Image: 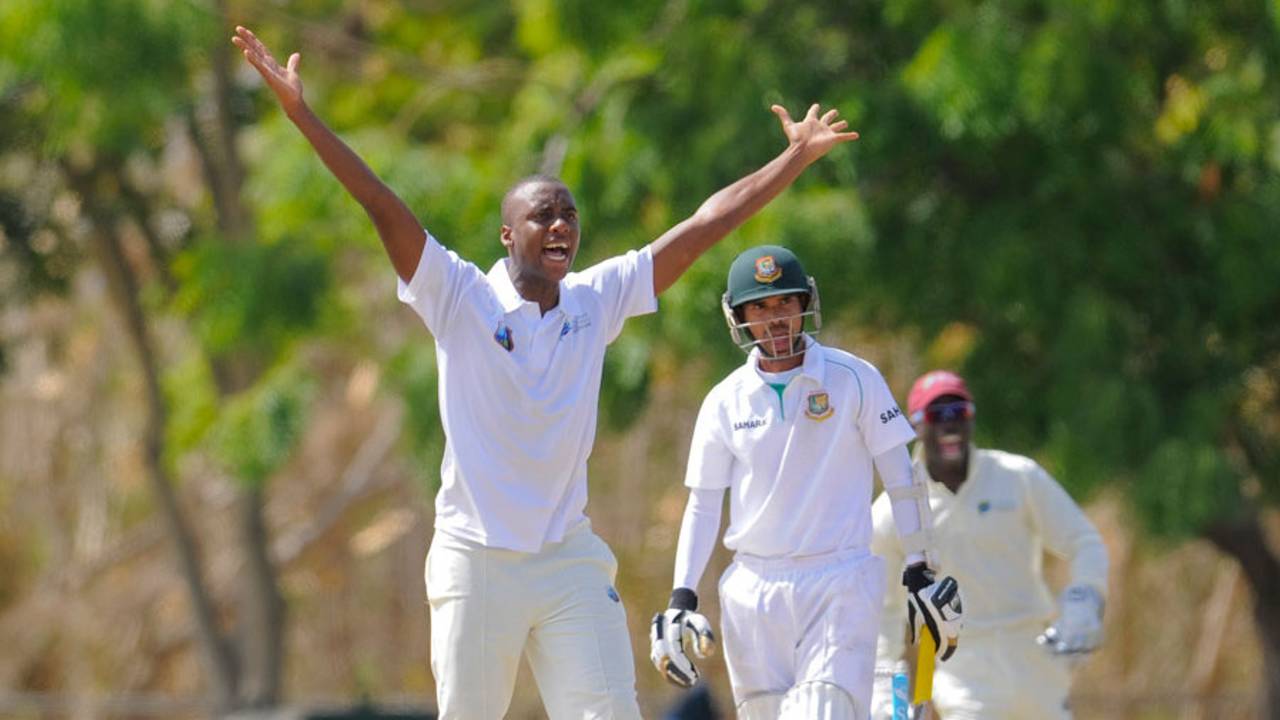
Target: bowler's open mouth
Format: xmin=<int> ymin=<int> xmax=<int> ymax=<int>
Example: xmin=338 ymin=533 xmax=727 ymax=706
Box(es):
xmin=543 ymin=241 xmax=570 ymax=263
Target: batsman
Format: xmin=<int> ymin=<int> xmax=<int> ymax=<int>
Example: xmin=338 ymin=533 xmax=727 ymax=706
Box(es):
xmin=650 ymin=246 xmax=963 ymax=719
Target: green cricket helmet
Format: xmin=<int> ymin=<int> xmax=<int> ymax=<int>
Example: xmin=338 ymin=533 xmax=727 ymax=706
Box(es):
xmin=721 ymin=245 xmax=822 ymax=354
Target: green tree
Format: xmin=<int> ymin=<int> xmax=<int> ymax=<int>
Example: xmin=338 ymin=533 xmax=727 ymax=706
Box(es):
xmin=1 ymin=0 xmax=328 ymax=710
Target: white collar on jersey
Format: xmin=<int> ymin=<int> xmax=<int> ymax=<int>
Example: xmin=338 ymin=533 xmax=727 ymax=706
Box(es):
xmin=746 ymin=334 xmax=827 ymax=389
xmin=487 ymin=257 xmax=582 ymax=317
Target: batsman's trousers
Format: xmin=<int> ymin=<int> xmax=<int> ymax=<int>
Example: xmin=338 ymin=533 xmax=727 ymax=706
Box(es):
xmin=718 ymin=548 xmax=885 ymax=715
xmin=425 ymin=522 xmax=642 ymax=720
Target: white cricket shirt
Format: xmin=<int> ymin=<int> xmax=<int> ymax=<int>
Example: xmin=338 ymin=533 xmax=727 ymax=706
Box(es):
xmin=398 ymin=231 xmax=657 ymax=552
xmin=684 ymin=337 xmax=916 ymax=558
xmin=870 ymin=447 xmax=1108 ymax=660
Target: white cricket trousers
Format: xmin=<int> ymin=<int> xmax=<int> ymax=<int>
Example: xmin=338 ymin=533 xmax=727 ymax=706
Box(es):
xmin=718 ymin=548 xmax=885 ymax=718
xmin=927 ymin=621 xmax=1072 ymax=720
xmin=425 ymin=522 xmax=642 ymax=720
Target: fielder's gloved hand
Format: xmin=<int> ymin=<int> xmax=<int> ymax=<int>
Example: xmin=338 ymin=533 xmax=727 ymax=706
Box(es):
xmin=1038 ymin=584 xmax=1104 ymax=655
xmin=903 ymin=562 xmax=963 ymax=661
xmin=650 ymin=588 xmax=716 ymax=688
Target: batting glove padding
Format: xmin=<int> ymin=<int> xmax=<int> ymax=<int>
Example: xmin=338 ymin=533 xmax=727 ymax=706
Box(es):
xmin=650 ymin=589 xmax=716 ymax=688
xmin=1038 ymin=584 xmax=1103 ymax=655
xmin=903 ymin=563 xmax=963 ymax=662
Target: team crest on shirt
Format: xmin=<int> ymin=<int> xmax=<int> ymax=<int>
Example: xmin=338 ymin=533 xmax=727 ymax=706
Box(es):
xmin=805 ymin=391 xmax=834 ymax=421
xmin=754 ymin=255 xmax=782 ymax=283
xmin=493 ymin=323 xmax=514 ymax=352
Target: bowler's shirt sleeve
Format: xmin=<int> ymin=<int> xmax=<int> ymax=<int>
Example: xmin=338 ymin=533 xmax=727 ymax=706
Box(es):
xmin=685 ymin=391 xmax=734 ymax=490
xmin=396 ymin=230 xmax=483 ymax=340
xmin=858 ymin=366 xmax=917 ymax=456
xmin=1025 ymin=464 xmax=1110 ymax=598
xmin=577 ymin=246 xmax=658 ymax=343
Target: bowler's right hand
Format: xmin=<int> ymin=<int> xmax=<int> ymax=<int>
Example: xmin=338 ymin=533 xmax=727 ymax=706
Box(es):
xmin=232 ymin=26 xmax=305 ymax=112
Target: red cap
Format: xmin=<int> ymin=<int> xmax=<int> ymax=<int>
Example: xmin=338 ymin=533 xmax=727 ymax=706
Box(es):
xmin=907 ymin=370 xmax=973 ymax=423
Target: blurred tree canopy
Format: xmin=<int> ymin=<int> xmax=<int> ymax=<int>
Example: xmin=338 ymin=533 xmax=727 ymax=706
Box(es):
xmin=2 ymin=0 xmax=1279 ymax=712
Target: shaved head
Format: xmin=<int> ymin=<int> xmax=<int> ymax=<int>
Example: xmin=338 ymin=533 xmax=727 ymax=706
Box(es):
xmin=502 ymin=174 xmax=568 ymax=225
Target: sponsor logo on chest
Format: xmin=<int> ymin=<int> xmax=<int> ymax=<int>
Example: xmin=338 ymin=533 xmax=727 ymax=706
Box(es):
xmin=560 ymin=312 xmax=592 ymax=338
xmin=733 ymin=417 xmax=767 ymax=431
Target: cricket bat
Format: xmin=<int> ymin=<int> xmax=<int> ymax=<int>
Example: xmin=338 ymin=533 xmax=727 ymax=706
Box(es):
xmin=912 ymin=631 xmax=936 ymax=706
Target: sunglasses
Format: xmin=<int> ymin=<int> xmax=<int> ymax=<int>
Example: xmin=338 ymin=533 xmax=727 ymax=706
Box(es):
xmin=914 ymin=400 xmax=975 ymax=425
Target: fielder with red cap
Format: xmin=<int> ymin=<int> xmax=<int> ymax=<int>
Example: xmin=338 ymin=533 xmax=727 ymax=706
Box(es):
xmin=870 ymin=371 xmax=1110 ymax=719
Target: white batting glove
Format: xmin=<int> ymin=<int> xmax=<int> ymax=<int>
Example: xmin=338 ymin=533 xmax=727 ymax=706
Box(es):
xmin=903 ymin=563 xmax=963 ymax=661
xmin=1038 ymin=584 xmax=1104 ymax=655
xmin=650 ymin=588 xmax=716 ymax=688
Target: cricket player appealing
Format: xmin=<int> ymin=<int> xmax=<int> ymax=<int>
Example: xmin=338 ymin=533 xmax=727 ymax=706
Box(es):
xmin=650 ymin=246 xmax=963 ymax=719
xmin=233 ymin=26 xmax=863 ymax=720
xmin=869 ymin=371 xmax=1109 ymax=719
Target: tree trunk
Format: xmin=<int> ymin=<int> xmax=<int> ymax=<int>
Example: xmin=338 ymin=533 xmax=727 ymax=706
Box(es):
xmin=1204 ymin=514 xmax=1280 ymax=719
xmin=195 ymin=11 xmax=290 ymax=708
xmin=235 ymin=487 xmax=286 ymax=707
xmin=75 ymin=165 xmax=241 ymax=711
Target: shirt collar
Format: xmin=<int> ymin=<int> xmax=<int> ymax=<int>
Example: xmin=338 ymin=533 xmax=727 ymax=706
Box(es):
xmin=745 ymin=334 xmax=824 ymax=384
xmin=487 ymin=258 xmax=580 ymax=317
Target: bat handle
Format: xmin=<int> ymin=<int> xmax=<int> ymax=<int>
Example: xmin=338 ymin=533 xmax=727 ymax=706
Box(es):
xmin=912 ymin=632 xmax=937 ymax=706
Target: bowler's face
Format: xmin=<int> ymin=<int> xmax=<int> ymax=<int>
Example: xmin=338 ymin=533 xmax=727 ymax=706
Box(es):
xmin=501 ymin=181 xmax=580 ymax=284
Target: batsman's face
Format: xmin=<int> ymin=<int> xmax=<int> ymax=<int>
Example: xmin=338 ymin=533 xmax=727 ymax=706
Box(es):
xmin=501 ymin=181 xmax=580 ymax=285
xmin=740 ymin=293 xmax=806 ymax=358
xmin=921 ymin=394 xmax=973 ymax=470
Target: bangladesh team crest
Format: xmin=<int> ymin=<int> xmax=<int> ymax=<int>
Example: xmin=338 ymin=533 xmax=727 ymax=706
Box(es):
xmin=754 ymin=255 xmax=782 ymax=283
xmin=805 ymin=391 xmax=834 ymax=421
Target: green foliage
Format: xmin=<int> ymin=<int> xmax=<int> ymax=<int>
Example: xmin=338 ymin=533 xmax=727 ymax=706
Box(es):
xmin=600 ymin=331 xmax=651 ymax=431
xmin=1135 ymin=438 xmax=1239 ymax=540
xmin=382 ymin=342 xmax=442 ymax=491
xmin=210 ymin=365 xmax=315 ymax=489
xmin=0 ymin=0 xmax=213 ymax=154
xmin=172 ymin=237 xmax=331 ymax=364
xmin=162 ymin=352 xmax=221 ymax=464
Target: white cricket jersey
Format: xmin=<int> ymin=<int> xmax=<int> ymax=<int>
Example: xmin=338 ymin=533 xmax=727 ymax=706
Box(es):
xmin=684 ymin=337 xmax=916 ymax=558
xmin=870 ymin=448 xmax=1109 ymax=660
xmin=398 ymin=231 xmax=657 ymax=552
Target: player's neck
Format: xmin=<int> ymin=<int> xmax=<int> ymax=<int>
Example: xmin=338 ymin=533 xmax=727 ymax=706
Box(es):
xmin=927 ymin=456 xmax=968 ymax=493
xmin=756 ymin=351 xmax=804 ymax=373
xmin=509 ymin=268 xmax=562 ymax=314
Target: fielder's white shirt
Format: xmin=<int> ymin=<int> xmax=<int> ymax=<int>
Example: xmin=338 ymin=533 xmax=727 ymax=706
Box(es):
xmin=398 ymin=231 xmax=657 ymax=552
xmin=685 ymin=337 xmax=916 ymax=558
xmin=870 ymin=448 xmax=1109 ymax=662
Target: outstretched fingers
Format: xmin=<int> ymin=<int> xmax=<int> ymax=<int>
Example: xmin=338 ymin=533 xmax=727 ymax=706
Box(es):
xmin=770 ymin=104 xmax=794 ymax=126
xmin=232 ymin=26 xmax=280 ymax=72
xmin=816 ymin=105 xmax=859 ymax=142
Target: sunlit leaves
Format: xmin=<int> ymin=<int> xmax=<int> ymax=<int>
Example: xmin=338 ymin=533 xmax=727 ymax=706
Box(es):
xmin=172 ymin=237 xmax=330 ymax=363
xmin=211 ymin=365 xmax=314 ymax=489
xmin=0 ymin=0 xmax=214 ymax=153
